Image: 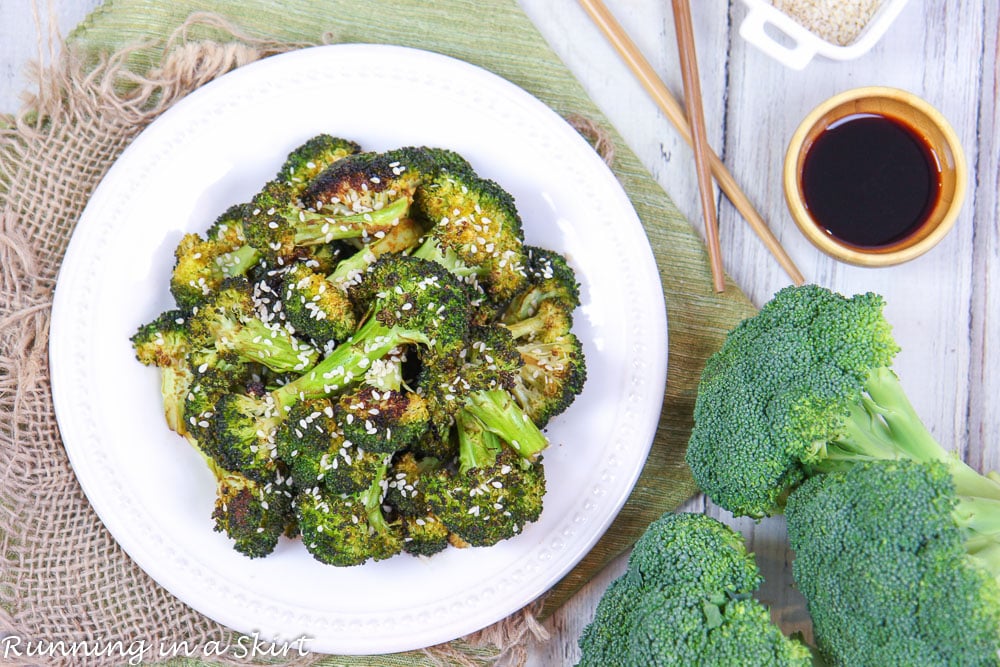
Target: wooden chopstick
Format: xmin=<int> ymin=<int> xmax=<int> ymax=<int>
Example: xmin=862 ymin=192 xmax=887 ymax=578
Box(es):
xmin=577 ymin=0 xmax=806 ymax=287
xmin=671 ymin=0 xmax=725 ymax=292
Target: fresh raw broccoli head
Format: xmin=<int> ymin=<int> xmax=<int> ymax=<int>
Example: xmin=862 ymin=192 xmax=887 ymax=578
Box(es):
xmin=281 ymin=262 xmax=357 ymax=344
xmin=511 ymin=332 xmax=587 ymax=428
xmin=336 ymin=386 xmax=430 ymax=454
xmin=685 ymin=284 xmax=907 ymax=517
xmin=188 ymin=277 xmax=319 ymax=374
xmin=785 ymin=459 xmax=1000 ymax=667
xmin=294 ymin=458 xmax=402 ymax=567
xmin=422 ymin=446 xmax=545 ymax=548
xmin=212 ymin=467 xmax=295 ymax=559
xmin=276 ymin=134 xmax=360 ymax=195
xmin=502 ymin=246 xmax=581 ymax=325
xmin=578 ymin=512 xmax=813 ymax=667
xmin=412 ymin=165 xmax=528 ymax=301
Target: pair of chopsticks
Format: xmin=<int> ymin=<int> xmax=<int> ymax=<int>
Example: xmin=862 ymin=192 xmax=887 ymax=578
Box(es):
xmin=579 ymin=0 xmax=806 ymax=290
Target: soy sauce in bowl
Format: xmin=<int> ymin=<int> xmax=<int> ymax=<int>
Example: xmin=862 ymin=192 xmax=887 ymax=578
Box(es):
xmin=801 ymin=113 xmax=942 ymax=248
xmin=783 ymin=87 xmax=967 ymax=267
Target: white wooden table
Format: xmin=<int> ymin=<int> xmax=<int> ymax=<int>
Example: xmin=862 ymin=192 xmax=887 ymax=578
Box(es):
xmin=2 ymin=1 xmax=996 ymax=664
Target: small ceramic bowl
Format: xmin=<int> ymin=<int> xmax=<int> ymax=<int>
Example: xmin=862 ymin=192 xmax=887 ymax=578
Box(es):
xmin=783 ymin=86 xmax=967 ymax=267
xmin=739 ymin=0 xmax=911 ymax=70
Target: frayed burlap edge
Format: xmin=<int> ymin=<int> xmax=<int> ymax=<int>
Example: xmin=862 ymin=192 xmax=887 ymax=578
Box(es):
xmin=0 ymin=11 xmax=551 ymax=667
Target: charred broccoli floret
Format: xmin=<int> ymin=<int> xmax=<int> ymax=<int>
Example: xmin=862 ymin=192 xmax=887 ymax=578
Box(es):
xmin=281 ymin=262 xmax=357 ymax=344
xmin=277 ymin=134 xmax=360 ymax=195
xmin=274 ymin=397 xmax=386 ymax=495
xmin=211 ymin=464 xmax=295 ymax=559
xmin=170 ymin=204 xmax=262 ymax=310
xmin=210 ymin=392 xmax=286 ymax=483
xmin=336 ymin=385 xmax=430 ymax=454
xmin=411 ymin=163 xmax=528 ymax=301
xmin=189 ymin=277 xmax=319 ymax=374
xmin=512 ymin=332 xmax=587 ymax=428
xmin=295 ymin=457 xmax=401 ymax=566
xmin=422 ymin=441 xmax=545 ymax=548
xmin=270 ymin=255 xmax=470 ymax=408
xmin=502 ymin=245 xmax=581 ymax=324
xmin=131 ymin=309 xmax=194 ymax=434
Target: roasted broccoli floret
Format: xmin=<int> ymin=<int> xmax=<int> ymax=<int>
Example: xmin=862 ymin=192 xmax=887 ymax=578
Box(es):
xmin=685 ymin=284 xmax=1000 ymax=518
xmin=420 ymin=371 xmax=549 ymax=548
xmin=412 ymin=164 xmax=528 ymax=301
xmin=189 ymin=277 xmax=319 ymax=374
xmin=295 ymin=457 xmax=401 ymax=567
xmin=211 ymin=463 xmax=295 ymax=559
xmin=326 ymin=216 xmax=425 ymax=289
xmin=243 ymin=178 xmax=412 ymax=262
xmin=274 ymin=397 xmax=387 ymax=495
xmin=269 ymin=255 xmax=470 ymax=408
xmin=131 ymin=309 xmax=195 ymax=434
xmin=577 ymin=513 xmax=813 ymax=667
xmin=210 ymin=392 xmax=286 ymax=483
xmin=170 ymin=204 xmax=262 ymax=310
xmin=336 ymin=385 xmax=430 ymax=454
xmin=281 ymin=262 xmax=357 ymax=344
xmin=276 ymin=134 xmax=360 ymax=195
xmin=501 ymin=245 xmax=581 ymax=325
xmin=785 ymin=459 xmax=1000 ymax=666
xmin=399 ymin=513 xmax=451 ymax=557
xmin=512 ymin=332 xmax=587 ymax=428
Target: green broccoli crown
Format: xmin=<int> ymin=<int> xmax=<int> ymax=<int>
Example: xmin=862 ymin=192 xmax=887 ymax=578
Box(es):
xmin=294 ymin=459 xmax=402 ymax=567
xmin=400 ymin=513 xmax=451 ymax=558
xmin=578 ymin=513 xmax=812 ymax=667
xmin=512 ymin=332 xmax=587 ymax=428
xmin=212 ymin=468 xmax=295 ymax=559
xmin=189 ymin=277 xmax=319 ymax=374
xmin=685 ymin=284 xmax=900 ymax=518
xmin=277 ymin=134 xmax=360 ymax=194
xmin=503 ymin=300 xmax=574 ymax=343
xmin=785 ymin=459 xmax=1000 ymax=667
xmin=412 ymin=167 xmax=528 ymax=301
xmin=422 ymin=448 xmax=544 ymax=547
xmin=281 ymin=262 xmax=357 ymax=344
xmin=502 ymin=246 xmax=581 ymax=324
xmin=182 ymin=362 xmax=257 ymax=459
xmin=336 ymin=386 xmax=430 ymax=454
xmin=132 ymin=309 xmax=191 ymax=368
xmin=462 ymin=389 xmax=549 ymax=461
xmin=211 ymin=392 xmax=285 ymax=483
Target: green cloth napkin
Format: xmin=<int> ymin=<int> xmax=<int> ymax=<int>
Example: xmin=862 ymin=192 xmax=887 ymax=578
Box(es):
xmin=68 ymin=0 xmax=755 ymax=631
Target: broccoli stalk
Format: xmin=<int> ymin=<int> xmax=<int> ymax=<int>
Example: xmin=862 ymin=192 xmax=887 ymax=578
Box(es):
xmin=461 ymin=389 xmax=547 ymax=461
xmin=810 ymin=366 xmax=1000 ymax=502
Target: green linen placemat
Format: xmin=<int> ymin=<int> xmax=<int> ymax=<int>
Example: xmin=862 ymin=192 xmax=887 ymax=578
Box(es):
xmin=0 ymin=0 xmax=757 ymax=664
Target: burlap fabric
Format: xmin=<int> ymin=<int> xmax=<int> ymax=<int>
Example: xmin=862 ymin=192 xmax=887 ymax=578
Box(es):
xmin=0 ymin=2 xmax=759 ymax=665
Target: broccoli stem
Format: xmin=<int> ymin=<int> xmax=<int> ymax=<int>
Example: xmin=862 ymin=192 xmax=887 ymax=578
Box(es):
xmin=360 ymin=456 xmax=393 ymax=533
xmin=411 ymin=238 xmax=478 ymax=278
xmin=271 ymin=316 xmax=429 ymax=410
xmin=813 ymin=367 xmax=1000 ymax=502
xmin=293 ymin=196 xmax=410 ymax=245
xmin=462 ymin=390 xmax=548 ymax=461
xmin=456 ymin=411 xmax=503 ymax=473
xmin=229 ymin=318 xmax=319 ymax=374
xmin=504 ymin=313 xmax=545 ymax=341
xmin=218 ymin=245 xmax=261 ymax=278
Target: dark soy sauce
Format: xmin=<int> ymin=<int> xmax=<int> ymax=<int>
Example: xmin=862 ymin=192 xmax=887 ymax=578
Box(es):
xmin=801 ymin=113 xmax=942 ymax=248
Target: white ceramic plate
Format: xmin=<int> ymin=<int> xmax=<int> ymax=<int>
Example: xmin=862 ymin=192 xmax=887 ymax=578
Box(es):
xmin=50 ymin=44 xmax=667 ymax=655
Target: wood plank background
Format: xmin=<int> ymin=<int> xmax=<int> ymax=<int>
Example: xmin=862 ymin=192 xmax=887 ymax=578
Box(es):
xmin=2 ymin=1 xmax=996 ymax=664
